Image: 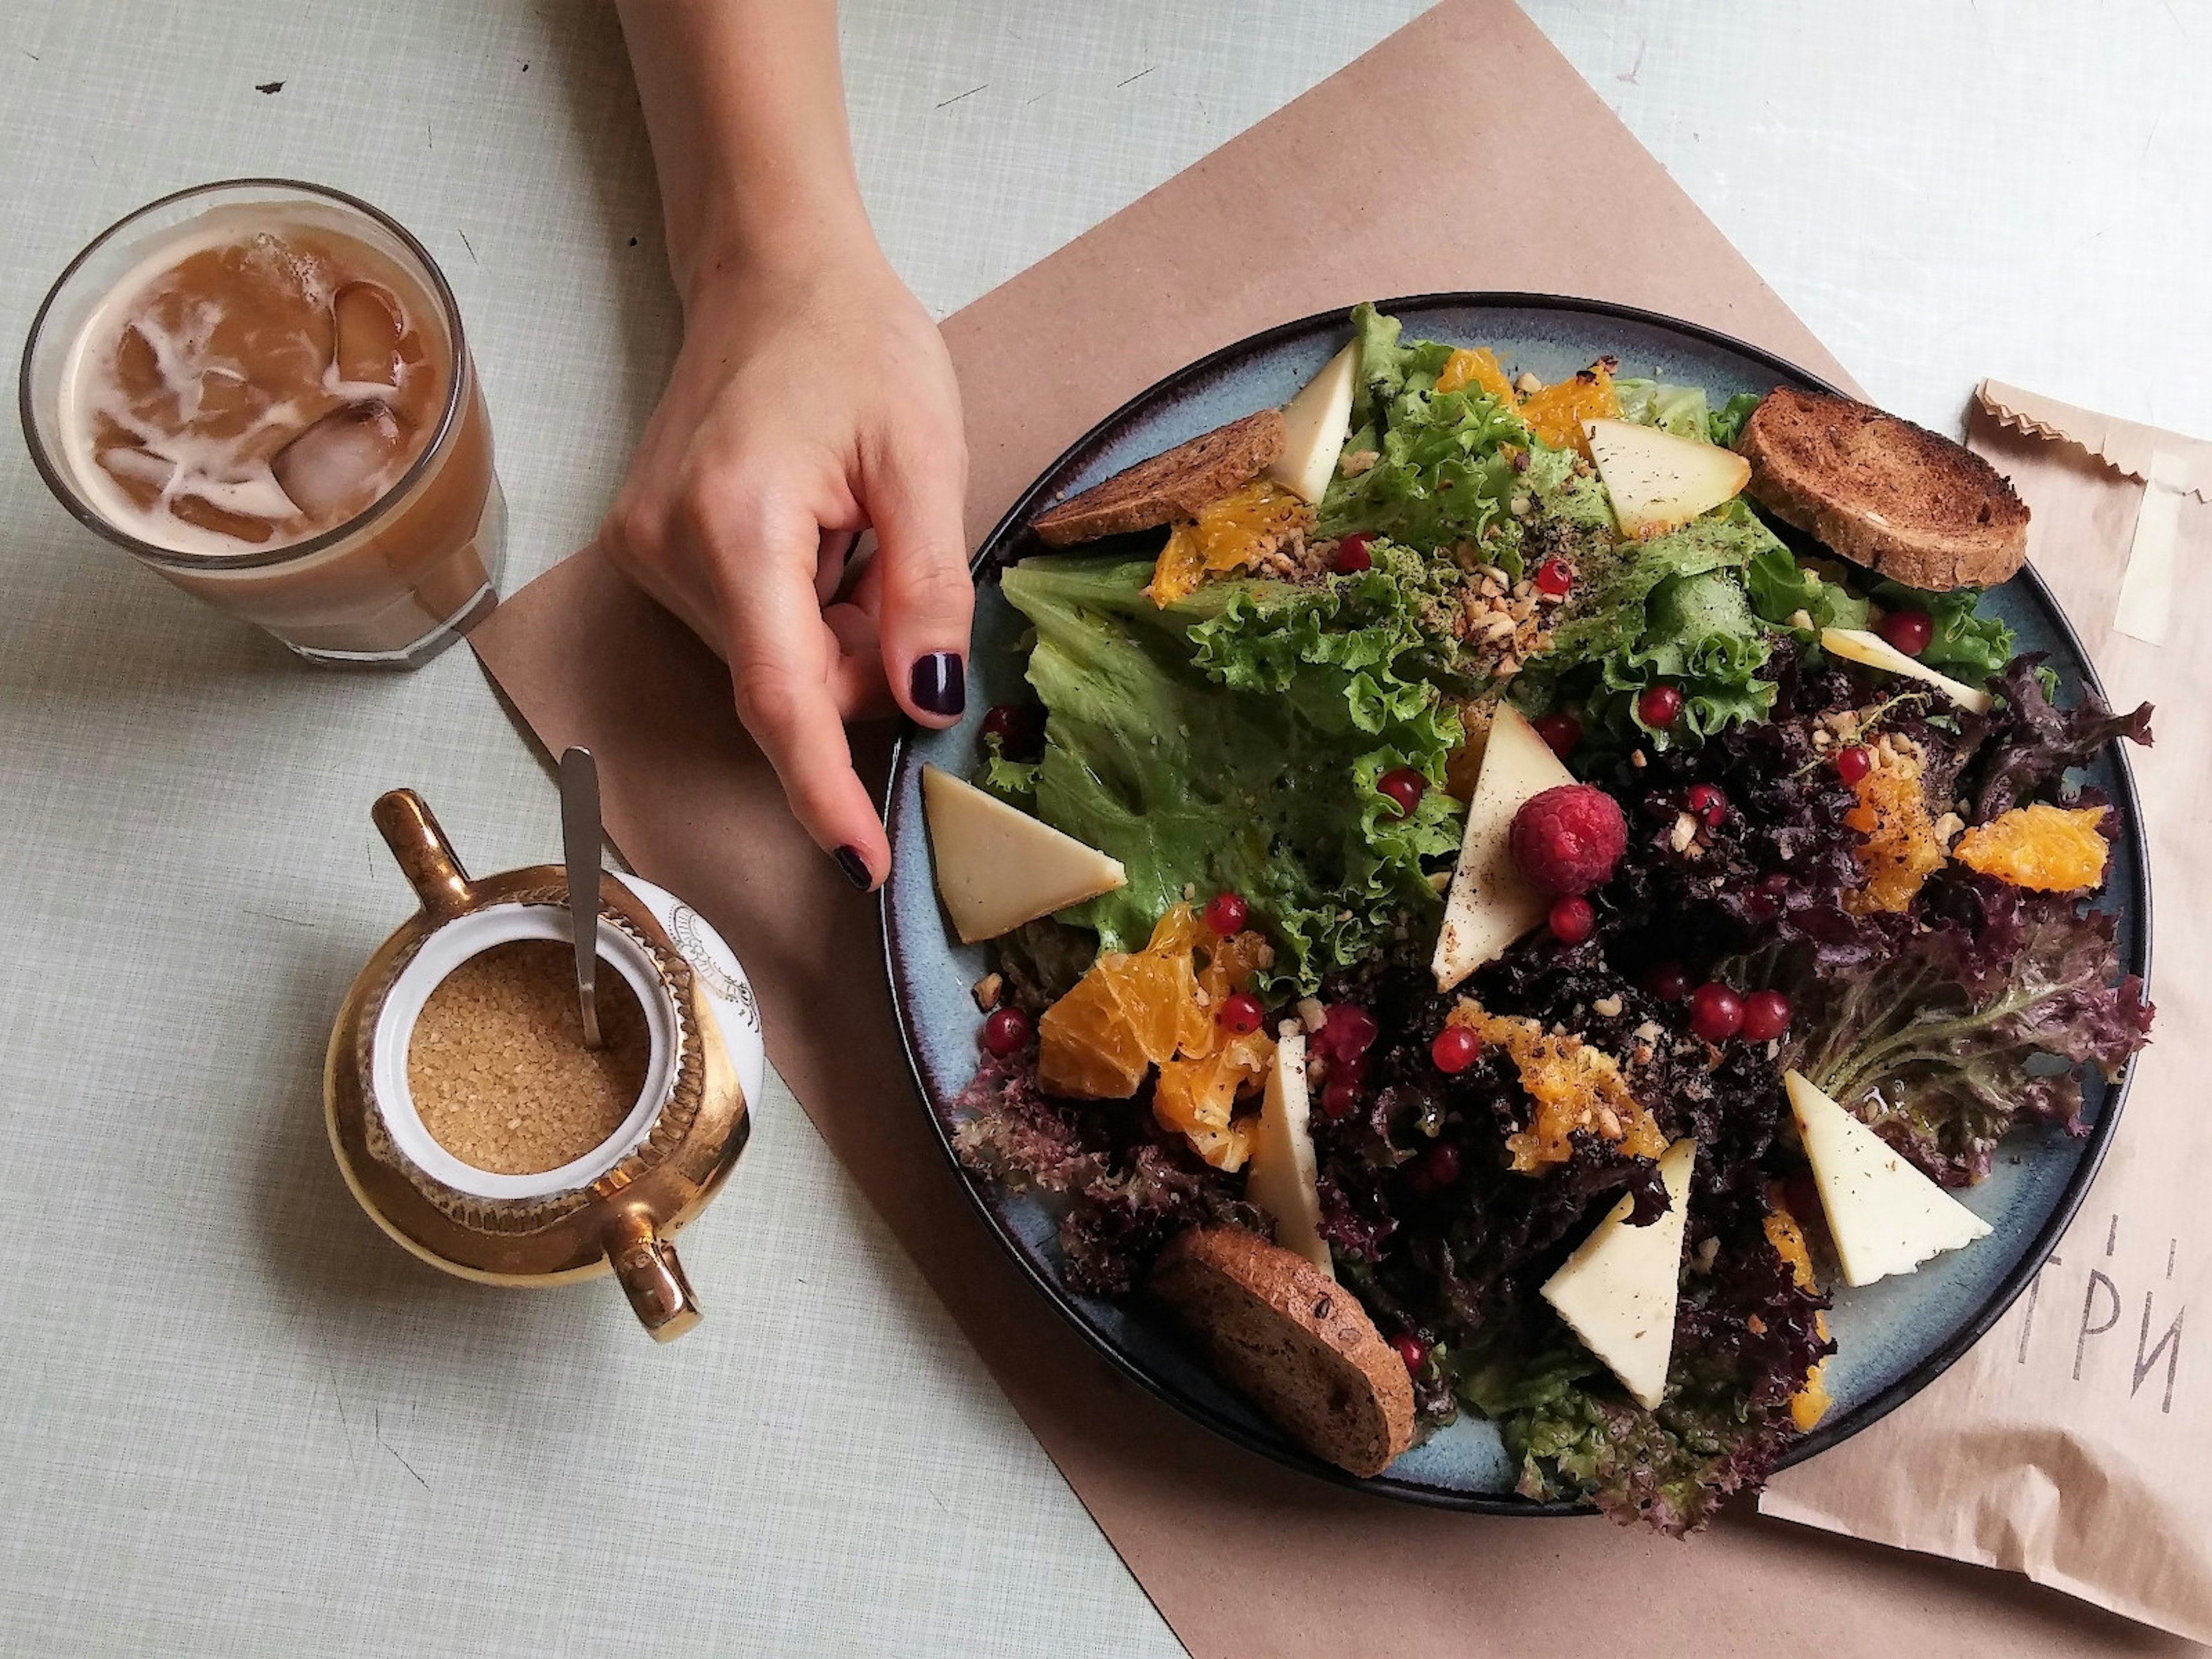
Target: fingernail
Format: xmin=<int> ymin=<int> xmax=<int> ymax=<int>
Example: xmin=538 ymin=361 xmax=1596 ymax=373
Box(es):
xmin=833 ymin=844 xmax=873 ymax=891
xmin=910 ymin=652 xmax=965 ymax=718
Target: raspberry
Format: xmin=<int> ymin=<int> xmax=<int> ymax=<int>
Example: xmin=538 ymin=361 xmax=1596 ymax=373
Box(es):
xmin=1509 ymin=783 xmax=1628 ymax=896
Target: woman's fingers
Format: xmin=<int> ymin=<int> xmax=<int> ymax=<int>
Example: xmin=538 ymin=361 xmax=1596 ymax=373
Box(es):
xmin=865 ymin=418 xmax=974 ymax=729
xmin=698 ymin=487 xmax=888 ymax=887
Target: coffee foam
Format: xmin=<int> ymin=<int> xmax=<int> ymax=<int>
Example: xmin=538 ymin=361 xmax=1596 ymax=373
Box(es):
xmin=59 ymin=212 xmax=441 ymax=559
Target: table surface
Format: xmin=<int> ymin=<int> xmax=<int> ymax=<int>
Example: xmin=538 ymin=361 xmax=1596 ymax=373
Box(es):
xmin=2 ymin=4 xmax=2205 ymax=1654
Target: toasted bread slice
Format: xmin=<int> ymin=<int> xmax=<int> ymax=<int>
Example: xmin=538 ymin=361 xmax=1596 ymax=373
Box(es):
xmin=1031 ymin=410 xmax=1286 ymax=547
xmin=1152 ymin=1225 xmax=1415 ymax=1478
xmin=1737 ymin=388 xmax=2029 ymax=590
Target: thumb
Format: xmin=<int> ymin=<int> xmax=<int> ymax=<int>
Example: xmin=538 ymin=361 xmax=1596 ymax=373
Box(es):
xmin=866 ymin=422 xmax=974 ymax=728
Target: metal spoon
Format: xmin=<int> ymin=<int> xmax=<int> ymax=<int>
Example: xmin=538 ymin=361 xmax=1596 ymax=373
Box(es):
xmin=560 ymin=745 xmax=604 ymax=1049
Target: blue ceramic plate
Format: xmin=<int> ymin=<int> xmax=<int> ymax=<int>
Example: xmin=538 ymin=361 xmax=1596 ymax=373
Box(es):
xmin=882 ymin=294 xmax=2150 ymax=1510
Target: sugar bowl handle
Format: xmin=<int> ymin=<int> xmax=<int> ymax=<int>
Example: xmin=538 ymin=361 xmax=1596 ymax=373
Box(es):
xmin=603 ymin=1209 xmax=702 ymax=1342
xmin=372 ymin=789 xmax=474 ymax=919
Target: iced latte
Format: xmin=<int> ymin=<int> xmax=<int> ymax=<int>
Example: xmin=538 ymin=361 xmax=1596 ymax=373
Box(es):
xmin=21 ymin=181 xmax=502 ymax=666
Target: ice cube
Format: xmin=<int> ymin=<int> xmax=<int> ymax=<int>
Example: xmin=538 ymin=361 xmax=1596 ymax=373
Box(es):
xmin=271 ymin=401 xmax=407 ymax=521
xmin=331 ymin=281 xmax=404 ymax=388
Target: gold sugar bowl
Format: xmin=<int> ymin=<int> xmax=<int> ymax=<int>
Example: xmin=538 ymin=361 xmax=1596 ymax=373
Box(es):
xmin=326 ymin=789 xmax=764 ymax=1340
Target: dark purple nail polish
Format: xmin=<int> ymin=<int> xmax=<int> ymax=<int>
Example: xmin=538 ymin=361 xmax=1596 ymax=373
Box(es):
xmin=910 ymin=652 xmax=965 ymax=718
xmin=834 ymin=844 xmax=872 ymax=891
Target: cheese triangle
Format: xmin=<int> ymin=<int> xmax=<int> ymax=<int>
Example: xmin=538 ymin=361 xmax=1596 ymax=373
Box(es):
xmin=1785 ymin=1070 xmax=1992 ymax=1287
xmin=1267 ymin=342 xmax=1358 ymax=505
xmin=1541 ymin=1138 xmax=1697 ymax=1411
xmin=1432 ymin=704 xmax=1578 ymax=991
xmin=1247 ymin=1025 xmax=1331 ymax=1277
xmin=921 ymin=766 xmax=1126 ymax=944
xmin=1819 ymin=626 xmax=1994 ymax=715
xmin=1585 ymin=416 xmax=1750 ymax=537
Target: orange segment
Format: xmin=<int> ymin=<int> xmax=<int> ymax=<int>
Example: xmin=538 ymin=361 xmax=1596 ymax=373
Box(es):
xmin=1435 ymin=346 xmax=1517 ymax=407
xmin=1953 ymin=804 xmax=2108 ymax=892
xmin=1036 ymin=905 xmax=1277 ymax=1165
xmin=1843 ymin=754 xmax=1944 ymax=914
xmin=1036 ymin=968 xmax=1153 ymax=1099
xmin=1146 ymin=480 xmax=1315 ymax=605
xmin=1516 ymin=364 xmax=1621 ymax=457
xmin=1446 ymin=1001 xmax=1664 ymax=1172
xmin=1155 ymin=1028 xmax=1275 ymax=1171
xmin=1763 ymin=1190 xmax=1832 ymax=1430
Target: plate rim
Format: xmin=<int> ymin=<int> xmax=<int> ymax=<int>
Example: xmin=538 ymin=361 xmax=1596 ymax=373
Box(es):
xmin=880 ymin=290 xmax=2152 ymax=1514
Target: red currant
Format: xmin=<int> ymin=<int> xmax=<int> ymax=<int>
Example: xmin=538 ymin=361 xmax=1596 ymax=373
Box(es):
xmin=1320 ymin=1077 xmax=1359 ymax=1120
xmin=980 ymin=1006 xmax=1031 ymax=1056
xmin=1740 ymin=989 xmax=1794 ymax=1044
xmin=1202 ymin=891 xmax=1248 ymax=935
xmin=1391 ymin=1333 xmax=1430 ymax=1372
xmin=1637 ymin=683 xmax=1684 ymax=730
xmin=1320 ymin=1003 xmax=1378 ymax=1061
xmin=1333 ymin=532 xmax=1375 ymax=574
xmin=1377 ymin=767 xmax=1426 ymax=819
xmin=1647 ymin=961 xmax=1692 ymax=1002
xmin=1835 ymin=744 xmax=1873 ymax=785
xmin=1690 ymin=982 xmax=1745 ymax=1043
xmin=1533 ymin=559 xmax=1574 ymax=596
xmin=1431 ymin=1025 xmax=1482 ymax=1074
xmin=1425 ymin=1143 xmax=1462 ymax=1185
xmin=1532 ymin=712 xmax=1582 ymax=759
xmin=1548 ymin=893 xmax=1596 ymax=944
xmin=1879 ymin=608 xmax=1934 ymax=657
xmin=1217 ymin=992 xmax=1265 ymax=1035
xmin=979 ymin=702 xmax=1044 ymax=762
xmin=1687 ymin=782 xmax=1729 ymax=828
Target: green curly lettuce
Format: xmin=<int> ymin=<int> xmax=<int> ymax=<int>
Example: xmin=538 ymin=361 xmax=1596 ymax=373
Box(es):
xmin=1707 ymin=392 xmax=1762 ymax=449
xmin=1745 ymin=543 xmax=1872 ymax=634
xmin=1871 ymin=578 xmax=2016 ymax=686
xmin=1513 ymin=501 xmax=1786 ymax=747
xmin=997 ymin=550 xmax=1465 ymax=991
xmin=1613 ymin=377 xmax=1712 ymax=441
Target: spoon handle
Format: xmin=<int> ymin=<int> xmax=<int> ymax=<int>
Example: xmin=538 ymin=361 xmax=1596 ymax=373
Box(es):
xmin=559 ymin=746 xmax=604 ymax=1050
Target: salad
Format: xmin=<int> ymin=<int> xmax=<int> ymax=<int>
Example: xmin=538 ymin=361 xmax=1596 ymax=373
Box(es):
xmin=925 ymin=305 xmax=2153 ymax=1532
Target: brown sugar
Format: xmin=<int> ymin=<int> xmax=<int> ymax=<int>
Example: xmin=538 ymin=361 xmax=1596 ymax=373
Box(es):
xmin=407 ymin=940 xmax=650 ymax=1176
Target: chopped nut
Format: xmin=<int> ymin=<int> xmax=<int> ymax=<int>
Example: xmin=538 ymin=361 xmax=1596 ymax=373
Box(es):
xmin=1297 ymin=997 xmax=1328 ymax=1033
xmin=1514 ymin=370 xmax=1544 ymax=395
xmin=1478 ymin=565 xmax=1510 ymax=586
xmin=1596 ymin=1105 xmax=1622 ymax=1138
xmin=971 ymin=972 xmax=1003 ymax=1012
xmin=1933 ymin=810 xmax=1964 ymax=846
xmin=1812 ymin=728 xmax=1834 ymax=750
xmin=1181 ymin=882 xmax=1196 ymax=900
xmin=1747 ymin=1315 xmax=1768 ymax=1336
xmin=1479 ymin=612 xmax=1516 ymax=641
xmin=1787 ymin=608 xmax=1814 ymax=631
xmin=1340 ymin=448 xmax=1380 ymax=477
xmin=1634 ymin=1020 xmax=1664 ymax=1044
xmin=1692 ymin=1236 xmax=1721 ymax=1272
xmin=1592 ymin=994 xmax=1624 ymax=1018
xmin=1427 ymin=869 xmax=1452 ymax=892
xmin=1671 ymin=812 xmax=1700 ymax=853
xmin=1510 ymin=493 xmax=1533 ymax=518
xmin=1630 ymin=748 xmax=1648 ymax=770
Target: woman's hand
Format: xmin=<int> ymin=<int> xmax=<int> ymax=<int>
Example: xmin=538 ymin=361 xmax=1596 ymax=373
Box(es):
xmin=600 ymin=240 xmax=969 ymax=889
xmin=609 ymin=0 xmax=971 ymax=889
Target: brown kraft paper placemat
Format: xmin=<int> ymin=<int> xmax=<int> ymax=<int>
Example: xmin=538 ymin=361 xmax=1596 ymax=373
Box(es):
xmin=469 ymin=2 xmax=2206 ymax=1650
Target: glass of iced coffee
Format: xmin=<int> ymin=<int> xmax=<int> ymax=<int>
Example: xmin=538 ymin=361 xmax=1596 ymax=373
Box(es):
xmin=20 ymin=180 xmax=503 ymax=666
